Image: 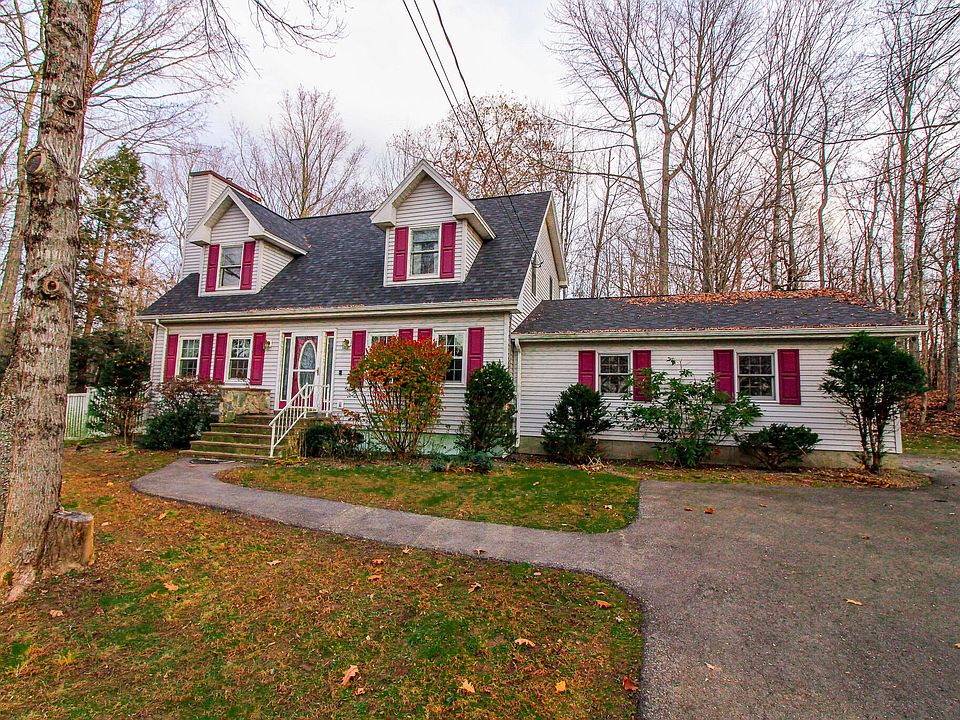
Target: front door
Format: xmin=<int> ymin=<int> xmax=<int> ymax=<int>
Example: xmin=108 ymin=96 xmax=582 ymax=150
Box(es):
xmin=292 ymin=336 xmax=318 ymax=407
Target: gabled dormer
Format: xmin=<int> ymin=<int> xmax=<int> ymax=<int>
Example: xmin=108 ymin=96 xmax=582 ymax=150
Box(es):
xmin=186 ymin=184 xmax=308 ymax=297
xmin=372 ymin=161 xmax=495 ymax=287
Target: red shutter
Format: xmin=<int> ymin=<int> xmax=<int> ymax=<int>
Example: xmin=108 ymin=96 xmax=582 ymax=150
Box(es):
xmin=714 ymin=349 xmax=735 ymax=400
xmin=198 ymin=333 xmax=214 ymax=379
xmin=398 ymin=328 xmax=414 ymax=341
xmin=393 ymin=227 xmax=409 ymax=282
xmin=240 ymin=240 xmax=256 ymax=290
xmin=632 ymin=349 xmax=652 ymax=401
xmin=351 ymin=330 xmax=366 ymax=369
xmin=164 ymin=333 xmax=179 ymax=380
xmin=778 ymin=349 xmax=801 ymax=405
xmin=250 ymin=332 xmax=267 ymax=384
xmin=467 ymin=327 xmax=484 ymax=378
xmin=205 ymin=245 xmax=220 ymax=292
xmin=213 ymin=333 xmax=228 ymax=382
xmin=440 ymin=221 xmax=457 ymax=278
xmin=417 ymin=328 xmax=433 ymax=341
xmin=578 ymin=350 xmax=596 ymax=390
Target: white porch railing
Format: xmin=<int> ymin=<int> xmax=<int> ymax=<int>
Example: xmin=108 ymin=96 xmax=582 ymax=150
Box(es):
xmin=269 ymin=383 xmax=315 ymax=457
xmin=65 ymin=392 xmax=93 ymax=439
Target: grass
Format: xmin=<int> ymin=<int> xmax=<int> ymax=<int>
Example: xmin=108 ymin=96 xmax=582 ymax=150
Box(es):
xmin=222 ymin=460 xmax=640 ymax=533
xmin=903 ymin=432 xmax=960 ymax=460
xmin=624 ymin=464 xmax=928 ymax=489
xmin=0 ymin=445 xmax=643 ymax=720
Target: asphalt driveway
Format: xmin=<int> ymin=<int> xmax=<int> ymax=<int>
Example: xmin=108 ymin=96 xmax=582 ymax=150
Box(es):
xmin=134 ymin=456 xmax=960 ymax=719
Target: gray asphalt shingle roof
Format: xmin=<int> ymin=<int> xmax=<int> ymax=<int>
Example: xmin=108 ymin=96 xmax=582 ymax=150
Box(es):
xmin=141 ymin=191 xmax=551 ymax=317
xmin=233 ymin=194 xmax=309 ymax=252
xmin=513 ymin=291 xmax=916 ymax=335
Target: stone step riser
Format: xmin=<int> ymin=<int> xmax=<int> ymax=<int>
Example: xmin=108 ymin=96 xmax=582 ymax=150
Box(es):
xmin=180 ymin=450 xmax=270 ymax=462
xmin=200 ymin=433 xmax=272 ymax=445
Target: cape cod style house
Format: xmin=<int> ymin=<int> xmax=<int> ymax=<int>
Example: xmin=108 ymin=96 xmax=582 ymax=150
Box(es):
xmin=140 ymin=161 xmax=923 ymax=464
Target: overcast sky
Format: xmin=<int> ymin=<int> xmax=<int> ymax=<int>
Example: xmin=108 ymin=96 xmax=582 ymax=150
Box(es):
xmin=205 ymin=1 xmax=571 ymax=154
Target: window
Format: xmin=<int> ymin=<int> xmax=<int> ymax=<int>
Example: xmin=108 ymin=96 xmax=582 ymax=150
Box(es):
xmin=599 ymin=353 xmax=630 ymax=395
xmin=228 ymin=337 xmax=252 ymax=381
xmin=437 ymin=332 xmax=465 ymax=383
xmin=219 ymin=245 xmax=243 ymax=289
xmin=410 ymin=227 xmax=440 ymax=277
xmin=738 ymin=353 xmax=774 ymax=398
xmin=368 ymin=333 xmax=395 ymax=347
xmin=178 ymin=338 xmax=200 ymax=377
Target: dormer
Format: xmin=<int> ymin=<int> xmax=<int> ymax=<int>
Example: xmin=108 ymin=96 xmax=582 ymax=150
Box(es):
xmin=372 ymin=161 xmax=495 ymax=286
xmin=186 ymin=183 xmax=308 ymax=297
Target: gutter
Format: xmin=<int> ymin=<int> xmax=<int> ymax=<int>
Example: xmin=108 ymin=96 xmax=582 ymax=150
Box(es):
xmin=510 ymin=324 xmax=926 ymax=342
xmin=138 ymin=298 xmax=519 ymax=323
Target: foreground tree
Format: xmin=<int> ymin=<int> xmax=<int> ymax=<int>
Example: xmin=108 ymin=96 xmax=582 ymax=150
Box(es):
xmin=821 ymin=332 xmax=927 ymax=473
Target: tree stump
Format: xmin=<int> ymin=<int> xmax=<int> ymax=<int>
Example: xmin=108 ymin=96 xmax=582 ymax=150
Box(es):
xmin=40 ymin=510 xmax=94 ymax=576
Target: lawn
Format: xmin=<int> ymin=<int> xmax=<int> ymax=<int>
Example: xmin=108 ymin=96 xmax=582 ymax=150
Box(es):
xmin=903 ymin=432 xmax=960 ymax=460
xmin=0 ymin=445 xmax=643 ymax=720
xmin=222 ymin=460 xmax=640 ymax=533
xmin=625 ymin=464 xmax=928 ymax=489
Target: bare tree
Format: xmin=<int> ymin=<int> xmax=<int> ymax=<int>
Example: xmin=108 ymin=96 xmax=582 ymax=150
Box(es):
xmin=230 ymin=88 xmax=368 ymax=217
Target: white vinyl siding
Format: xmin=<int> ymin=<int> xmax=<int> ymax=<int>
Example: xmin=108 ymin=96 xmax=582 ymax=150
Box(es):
xmin=513 ymin=217 xmax=559 ymax=328
xmin=383 ymin=176 xmax=464 ymax=286
xmin=516 ymin=337 xmax=901 ymax=453
xmin=260 ymin=242 xmax=293 ymax=287
xmin=182 ymin=173 xmax=229 ymax=279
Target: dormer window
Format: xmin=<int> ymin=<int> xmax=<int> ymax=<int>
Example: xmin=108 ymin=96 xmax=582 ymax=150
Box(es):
xmin=410 ymin=227 xmax=440 ymax=277
xmin=219 ymin=245 xmax=244 ymax=289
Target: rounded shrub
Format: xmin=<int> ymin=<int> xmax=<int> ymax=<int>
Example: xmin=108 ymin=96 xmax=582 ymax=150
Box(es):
xmin=459 ymin=361 xmax=517 ymax=453
xmin=541 ymin=383 xmax=612 ymax=464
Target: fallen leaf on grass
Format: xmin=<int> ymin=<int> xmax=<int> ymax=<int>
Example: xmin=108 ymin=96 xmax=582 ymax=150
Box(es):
xmin=341 ymin=665 xmax=360 ymax=686
xmin=860 ymin=534 xmax=870 ymax=540
xmin=705 ymin=662 xmax=718 ymax=671
xmin=266 ymin=560 xmax=281 ymax=566
xmin=514 ymin=637 xmax=536 ymax=647
xmin=954 ymin=642 xmax=960 ymax=649
xmin=845 ymin=599 xmax=863 ymax=606
xmin=355 ymin=687 xmax=366 ymax=696
xmin=704 ymin=507 xmax=715 ymax=514
xmin=759 ymin=503 xmax=767 ymax=508
xmin=459 ymin=679 xmax=476 ymax=694
xmin=367 ymin=574 xmax=382 ymax=581
xmin=684 ymin=507 xmax=693 ymax=512
xmin=555 ymin=680 xmax=567 ymax=693
xmin=474 ymin=548 xmax=485 ymax=556
xmin=163 ymin=582 xmax=179 ymax=592
xmin=603 ymin=504 xmax=613 ymax=510
xmin=371 ymin=558 xmax=385 ymax=565
xmin=468 ymin=582 xmax=482 ymax=594
xmin=156 ymin=511 xmax=169 ymax=521
xmin=595 ymin=599 xmax=613 ymax=608
xmin=49 ymin=609 xmax=64 ymax=618
xmin=622 ymin=677 xmax=639 ymax=691
xmin=401 ymin=547 xmax=411 ymax=554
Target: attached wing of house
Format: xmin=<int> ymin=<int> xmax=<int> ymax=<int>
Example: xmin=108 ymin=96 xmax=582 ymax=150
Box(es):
xmin=141 ymin=162 xmax=922 ymax=465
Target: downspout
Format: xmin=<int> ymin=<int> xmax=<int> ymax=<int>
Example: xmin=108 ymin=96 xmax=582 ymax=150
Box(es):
xmin=512 ymin=336 xmax=522 ymax=453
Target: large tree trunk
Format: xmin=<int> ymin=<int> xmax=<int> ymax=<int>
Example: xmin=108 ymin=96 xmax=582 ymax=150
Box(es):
xmin=947 ymin=195 xmax=960 ymax=412
xmin=0 ymin=0 xmax=100 ymax=602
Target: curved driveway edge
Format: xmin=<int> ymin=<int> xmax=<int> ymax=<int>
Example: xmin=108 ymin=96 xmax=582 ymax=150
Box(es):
xmin=133 ymin=457 xmax=959 ymax=720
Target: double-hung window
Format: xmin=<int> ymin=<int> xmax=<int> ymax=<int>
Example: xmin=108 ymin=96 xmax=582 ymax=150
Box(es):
xmin=599 ymin=353 xmax=631 ymax=396
xmin=437 ymin=332 xmax=465 ymax=383
xmin=178 ymin=338 xmax=200 ymax=377
xmin=368 ymin=333 xmax=395 ymax=347
xmin=410 ymin=227 xmax=440 ymax=277
xmin=219 ymin=245 xmax=243 ymax=289
xmin=228 ymin=337 xmax=252 ymax=381
xmin=738 ymin=353 xmax=775 ymax=398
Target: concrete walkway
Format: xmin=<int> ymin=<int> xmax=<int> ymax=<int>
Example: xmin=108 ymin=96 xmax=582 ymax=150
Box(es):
xmin=134 ymin=457 xmax=960 ymax=720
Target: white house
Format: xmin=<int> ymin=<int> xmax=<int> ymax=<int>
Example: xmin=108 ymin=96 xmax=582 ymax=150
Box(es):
xmin=139 ymin=162 xmax=922 ymax=464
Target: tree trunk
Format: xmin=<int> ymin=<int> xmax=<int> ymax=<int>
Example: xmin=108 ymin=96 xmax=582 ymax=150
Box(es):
xmin=39 ymin=510 xmax=94 ymax=575
xmin=947 ymin=195 xmax=960 ymax=412
xmin=0 ymin=0 xmax=100 ymax=602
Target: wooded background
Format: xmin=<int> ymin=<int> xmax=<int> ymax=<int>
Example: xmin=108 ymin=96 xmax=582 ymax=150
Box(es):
xmin=2 ymin=0 xmax=958 ymax=404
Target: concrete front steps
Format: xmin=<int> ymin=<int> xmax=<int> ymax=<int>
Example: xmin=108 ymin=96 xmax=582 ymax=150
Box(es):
xmin=182 ymin=413 xmax=275 ymax=461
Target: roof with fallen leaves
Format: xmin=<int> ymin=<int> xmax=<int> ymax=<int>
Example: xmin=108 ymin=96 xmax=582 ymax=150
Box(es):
xmin=513 ymin=290 xmax=916 ymax=335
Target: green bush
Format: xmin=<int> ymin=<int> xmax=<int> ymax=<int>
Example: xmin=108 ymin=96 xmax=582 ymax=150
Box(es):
xmin=459 ymin=361 xmax=517 ymax=453
xmin=141 ymin=376 xmax=220 ymax=450
xmin=617 ymin=362 xmax=761 ymax=468
xmin=821 ymin=332 xmax=926 ymax=473
xmin=88 ymin=341 xmax=150 ymax=443
xmin=541 ymin=383 xmax=612 ymax=464
xmin=736 ymin=424 xmax=820 ymax=470
xmin=430 ymin=450 xmax=494 ymax=473
xmin=301 ymin=418 xmax=364 ymax=458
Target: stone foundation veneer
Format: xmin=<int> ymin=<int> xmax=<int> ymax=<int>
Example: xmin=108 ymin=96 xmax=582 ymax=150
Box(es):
xmin=218 ymin=388 xmax=271 ymax=422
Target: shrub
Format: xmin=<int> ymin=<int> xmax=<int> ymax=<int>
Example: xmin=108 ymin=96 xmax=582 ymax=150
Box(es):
xmin=736 ymin=424 xmax=820 ymax=470
xmin=301 ymin=418 xmax=364 ymax=458
xmin=459 ymin=361 xmax=517 ymax=454
xmin=541 ymin=383 xmax=612 ymax=464
xmin=430 ymin=450 xmax=494 ymax=474
xmin=88 ymin=342 xmax=150 ymax=444
xmin=821 ymin=332 xmax=926 ymax=473
xmin=617 ymin=362 xmax=762 ymax=468
xmin=141 ymin=376 xmax=220 ymax=450
xmin=347 ymin=337 xmax=450 ymax=458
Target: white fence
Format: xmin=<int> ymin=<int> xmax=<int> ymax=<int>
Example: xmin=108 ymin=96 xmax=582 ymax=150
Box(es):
xmin=65 ymin=391 xmax=94 ymax=440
